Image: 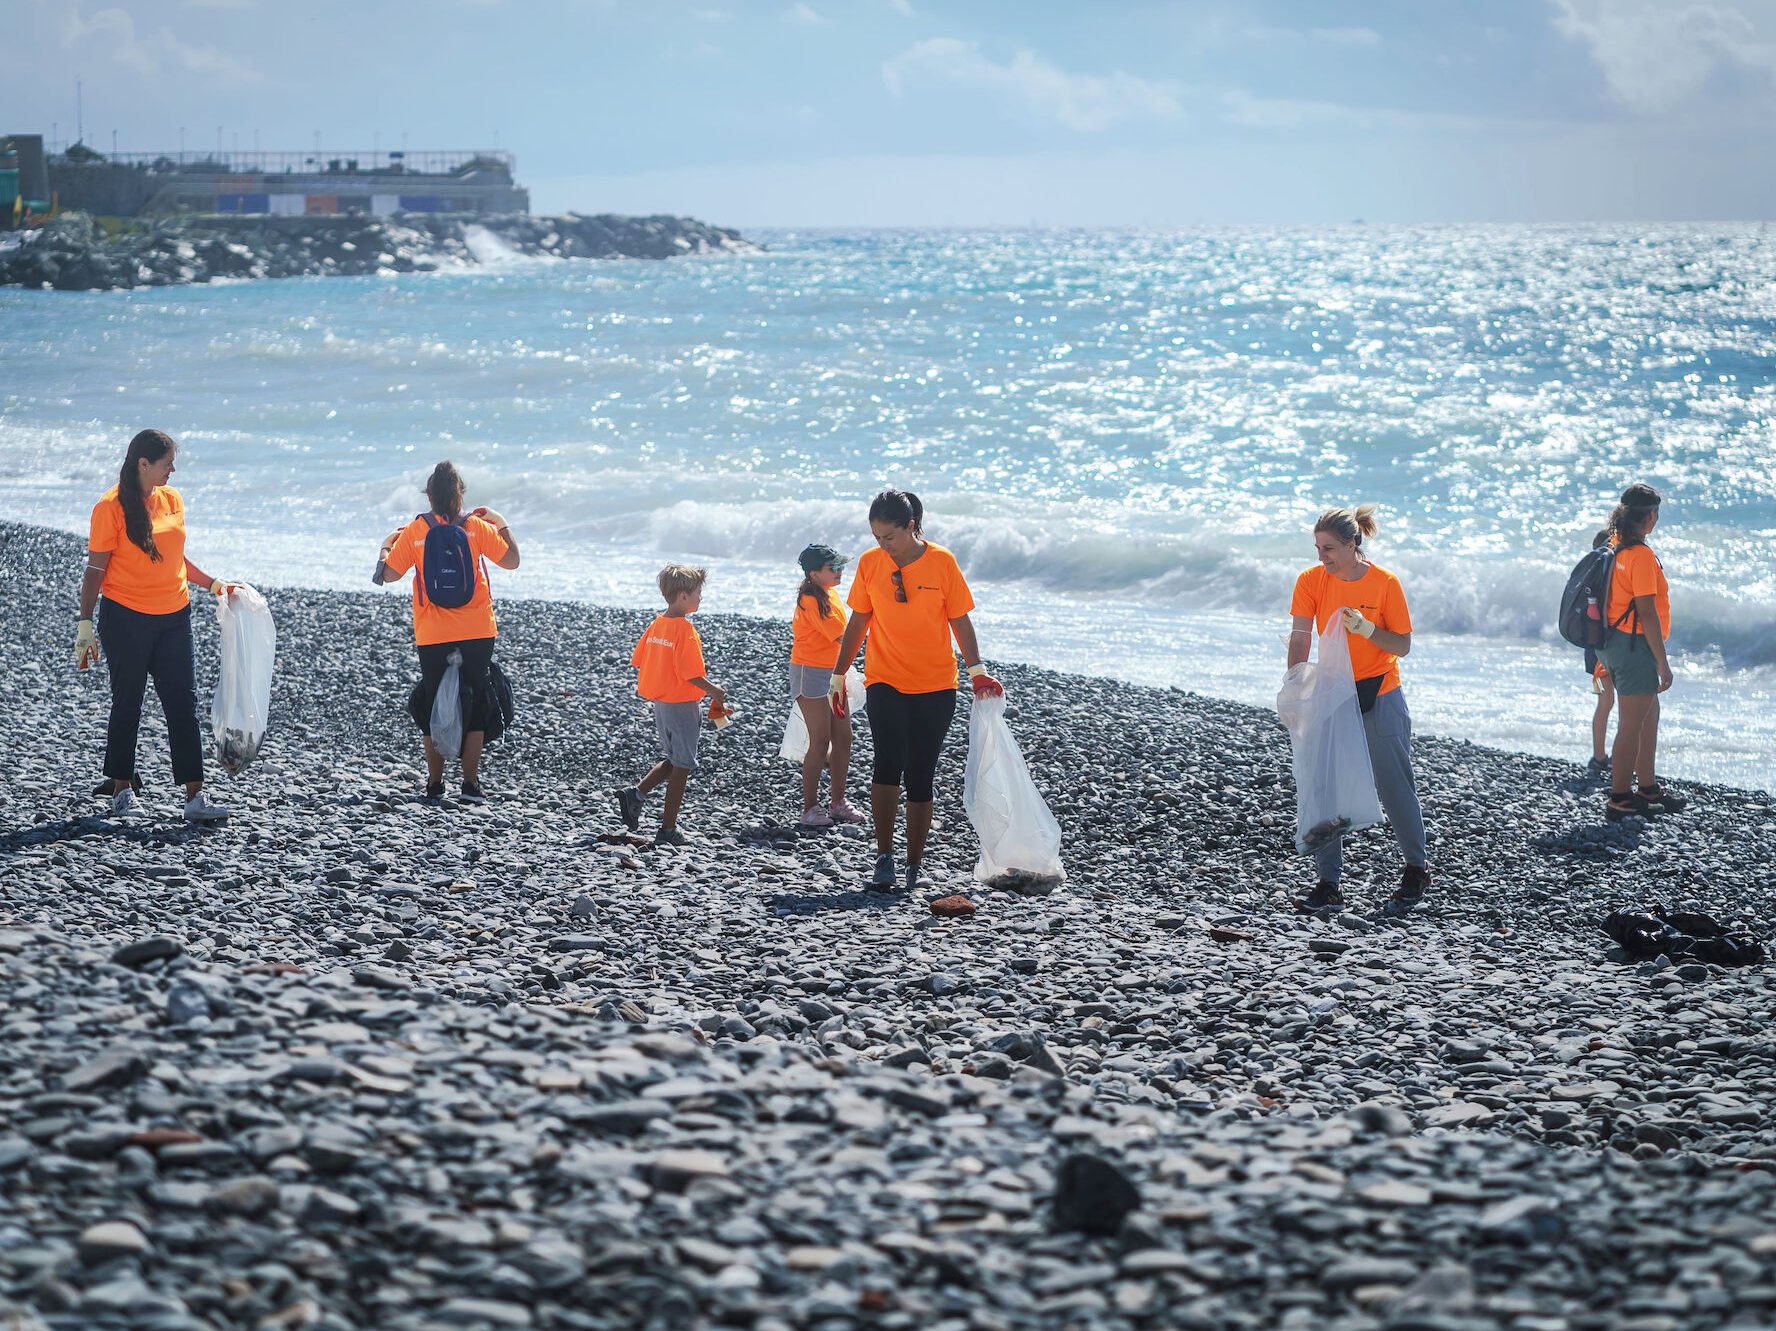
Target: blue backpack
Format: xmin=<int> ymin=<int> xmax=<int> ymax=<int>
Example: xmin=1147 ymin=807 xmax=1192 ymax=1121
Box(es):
xmin=417 ymin=513 xmax=478 ymax=609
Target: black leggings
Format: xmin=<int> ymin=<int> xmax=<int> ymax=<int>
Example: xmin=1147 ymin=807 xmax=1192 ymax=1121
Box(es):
xmin=98 ymin=600 xmax=203 ymax=786
xmin=413 ymin=638 xmax=497 ymax=735
xmin=865 ymin=684 xmax=956 ymax=803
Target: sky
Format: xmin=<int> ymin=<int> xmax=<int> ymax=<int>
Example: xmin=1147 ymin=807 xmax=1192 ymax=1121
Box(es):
xmin=10 ymin=0 xmax=1776 ymax=226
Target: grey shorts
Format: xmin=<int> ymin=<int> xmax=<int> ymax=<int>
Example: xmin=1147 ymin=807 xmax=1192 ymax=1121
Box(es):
xmin=651 ymin=700 xmax=701 ymax=771
xmin=1597 ymin=633 xmax=1659 ymax=697
xmin=789 ymin=663 xmax=832 ymax=700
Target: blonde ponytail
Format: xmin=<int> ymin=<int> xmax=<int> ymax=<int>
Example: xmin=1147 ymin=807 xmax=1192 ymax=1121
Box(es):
xmin=1315 ymin=504 xmax=1378 ymax=549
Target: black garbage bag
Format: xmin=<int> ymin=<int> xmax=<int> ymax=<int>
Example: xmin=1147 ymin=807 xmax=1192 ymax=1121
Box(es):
xmin=1601 ymin=907 xmax=1765 ymax=967
xmin=406 ymin=657 xmax=517 ymax=744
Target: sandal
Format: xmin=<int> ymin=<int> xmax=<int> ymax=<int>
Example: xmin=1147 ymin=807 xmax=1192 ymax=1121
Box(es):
xmin=1638 ymin=784 xmax=1687 ymax=813
xmin=1605 ymin=791 xmax=1659 ymax=822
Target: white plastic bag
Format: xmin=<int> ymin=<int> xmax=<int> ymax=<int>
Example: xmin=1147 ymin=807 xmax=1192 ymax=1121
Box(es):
xmin=1276 ymin=615 xmax=1381 ymax=854
xmin=779 ymin=672 xmax=865 ymax=764
xmin=963 ymin=694 xmax=1065 ymax=883
xmin=431 ymin=649 xmax=464 ymax=760
xmin=211 ymin=584 xmax=276 ymax=776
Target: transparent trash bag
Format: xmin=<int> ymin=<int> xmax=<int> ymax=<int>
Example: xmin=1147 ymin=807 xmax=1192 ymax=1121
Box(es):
xmin=211 ymin=584 xmax=276 ymax=776
xmin=779 ymin=671 xmax=865 ymax=764
xmin=1276 ymin=615 xmax=1381 ymax=854
xmin=963 ymin=694 xmax=1065 ymax=884
xmin=431 ymin=649 xmax=464 ymax=760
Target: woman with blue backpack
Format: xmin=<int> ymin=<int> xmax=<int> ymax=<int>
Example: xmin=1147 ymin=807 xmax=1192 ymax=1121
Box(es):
xmin=374 ymin=461 xmax=521 ymax=804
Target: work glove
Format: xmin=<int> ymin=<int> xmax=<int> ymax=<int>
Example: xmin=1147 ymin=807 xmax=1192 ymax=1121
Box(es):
xmin=828 ymin=671 xmax=849 ymax=718
xmin=1591 ymin=670 xmax=1608 ymax=696
xmin=208 ymin=578 xmax=234 ymax=598
xmin=1340 ymin=608 xmax=1376 ymax=639
xmin=967 ymin=663 xmax=1005 ymax=699
xmin=75 ymin=619 xmax=100 ymax=670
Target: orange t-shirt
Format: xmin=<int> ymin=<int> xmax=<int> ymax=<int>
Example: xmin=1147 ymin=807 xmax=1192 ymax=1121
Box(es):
xmin=89 ymin=484 xmax=190 ymax=616
xmin=381 ymin=514 xmax=509 ymax=646
xmin=1290 ymin=562 xmax=1412 ymax=696
xmin=1608 ymin=544 xmax=1670 ymax=640
xmin=846 ymin=542 xmax=975 ymax=694
xmin=790 ymin=587 xmax=847 ymax=668
xmin=632 ymin=613 xmax=707 ymax=704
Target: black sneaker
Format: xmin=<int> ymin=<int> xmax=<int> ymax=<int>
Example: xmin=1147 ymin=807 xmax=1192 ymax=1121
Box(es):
xmin=1639 ymin=784 xmax=1687 ymax=814
xmin=906 ymin=861 xmax=935 ymax=894
xmin=1586 ymin=756 xmax=1611 ymax=777
xmin=653 ymin=826 xmax=688 ymax=848
xmin=1383 ymin=863 xmax=1431 ymax=918
xmin=871 ymin=852 xmax=898 ymax=890
xmin=424 ymin=781 xmax=445 ymax=805
xmin=460 ymin=781 xmax=486 ymax=805
xmin=616 ymin=786 xmax=642 ymax=831
xmin=1295 ymin=881 xmax=1344 ymax=914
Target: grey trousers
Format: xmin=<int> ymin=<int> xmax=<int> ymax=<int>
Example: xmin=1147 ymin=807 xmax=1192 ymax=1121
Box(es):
xmin=1314 ymin=687 xmax=1427 ymax=884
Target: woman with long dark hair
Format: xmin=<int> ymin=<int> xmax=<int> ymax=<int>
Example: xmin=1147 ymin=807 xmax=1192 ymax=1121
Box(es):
xmin=1598 ymin=482 xmax=1683 ymax=821
xmin=374 ymin=461 xmax=521 ymax=803
xmin=76 ymin=429 xmax=235 ymax=822
xmin=829 ymin=490 xmax=1002 ymax=894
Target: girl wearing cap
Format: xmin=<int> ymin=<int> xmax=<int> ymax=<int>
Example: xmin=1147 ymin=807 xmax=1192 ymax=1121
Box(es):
xmin=830 ymin=490 xmax=1003 ymax=895
xmin=790 ymin=542 xmax=865 ymax=828
xmin=1599 ymin=482 xmax=1684 ymax=821
xmin=74 ymin=428 xmax=235 ymax=823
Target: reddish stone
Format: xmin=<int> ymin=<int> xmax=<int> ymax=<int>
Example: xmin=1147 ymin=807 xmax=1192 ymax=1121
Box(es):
xmin=1209 ymin=926 xmax=1255 ymax=944
xmin=128 ymin=1128 xmax=204 ymax=1149
xmin=930 ymin=895 xmax=977 ymax=918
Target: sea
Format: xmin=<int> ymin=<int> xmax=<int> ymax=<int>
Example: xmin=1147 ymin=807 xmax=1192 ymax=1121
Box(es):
xmin=3 ymin=225 xmax=1773 ymax=792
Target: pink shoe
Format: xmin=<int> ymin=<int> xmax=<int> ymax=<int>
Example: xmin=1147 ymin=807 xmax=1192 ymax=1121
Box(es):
xmin=828 ymin=799 xmax=866 ymax=825
xmin=799 ymin=806 xmax=835 ymax=829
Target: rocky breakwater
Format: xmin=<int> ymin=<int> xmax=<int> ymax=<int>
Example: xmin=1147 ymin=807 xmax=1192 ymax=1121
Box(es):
xmin=3 ymin=518 xmax=1776 ymax=1330
xmin=0 ymin=211 xmax=758 ymax=291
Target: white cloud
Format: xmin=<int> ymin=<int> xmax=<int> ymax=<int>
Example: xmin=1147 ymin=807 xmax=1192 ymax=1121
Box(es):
xmin=782 ymin=3 xmax=825 ymax=24
xmin=60 ymin=3 xmax=263 ymax=85
xmin=182 ymin=0 xmax=254 ymax=9
xmin=1552 ymin=0 xmax=1776 ymax=113
xmin=888 ymin=0 xmax=914 ymax=14
xmin=882 ymin=38 xmax=1185 ymax=132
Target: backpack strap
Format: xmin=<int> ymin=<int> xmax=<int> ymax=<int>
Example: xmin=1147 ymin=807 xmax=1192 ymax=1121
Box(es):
xmin=414 ymin=513 xmax=434 ymax=607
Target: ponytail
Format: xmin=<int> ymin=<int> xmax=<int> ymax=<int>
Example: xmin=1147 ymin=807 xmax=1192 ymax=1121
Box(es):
xmin=426 ymin=460 xmax=465 ymax=520
xmin=118 ymin=429 xmax=177 ymax=561
xmin=868 ymin=488 xmax=924 ymax=535
xmin=1315 ymin=503 xmax=1378 ymax=549
xmin=797 ymin=574 xmax=833 ymax=619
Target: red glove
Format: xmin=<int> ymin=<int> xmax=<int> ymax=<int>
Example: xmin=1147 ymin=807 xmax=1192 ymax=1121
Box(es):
xmin=827 ymin=672 xmax=849 ymax=718
xmin=968 ymin=665 xmax=1004 ymax=699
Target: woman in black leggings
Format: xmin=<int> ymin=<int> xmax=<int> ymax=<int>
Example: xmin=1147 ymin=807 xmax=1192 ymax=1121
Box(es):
xmin=75 ymin=429 xmax=235 ymax=823
xmin=830 ymin=490 xmax=1003 ymax=894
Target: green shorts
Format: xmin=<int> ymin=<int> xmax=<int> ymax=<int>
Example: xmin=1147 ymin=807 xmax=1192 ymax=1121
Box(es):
xmin=1597 ymin=633 xmax=1659 ymax=697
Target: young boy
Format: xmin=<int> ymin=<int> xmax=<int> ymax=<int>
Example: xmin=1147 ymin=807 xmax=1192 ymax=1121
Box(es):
xmin=615 ymin=564 xmax=726 ymax=847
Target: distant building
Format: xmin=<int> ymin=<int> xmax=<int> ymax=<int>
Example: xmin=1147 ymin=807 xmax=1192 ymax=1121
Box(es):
xmin=35 ymin=144 xmax=529 ymax=218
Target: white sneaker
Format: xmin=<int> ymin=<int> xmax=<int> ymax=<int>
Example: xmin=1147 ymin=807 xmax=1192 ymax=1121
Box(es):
xmin=799 ymin=806 xmax=834 ymax=829
xmin=183 ymin=791 xmax=231 ymax=823
xmin=109 ymin=788 xmax=140 ymax=818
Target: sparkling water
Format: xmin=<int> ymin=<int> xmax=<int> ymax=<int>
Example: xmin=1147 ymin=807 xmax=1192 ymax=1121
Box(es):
xmin=4 ymin=226 xmax=1772 ymax=790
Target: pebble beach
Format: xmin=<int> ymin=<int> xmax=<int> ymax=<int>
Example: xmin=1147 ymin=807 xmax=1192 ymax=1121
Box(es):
xmin=4 ymin=516 xmax=1776 ymax=1331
